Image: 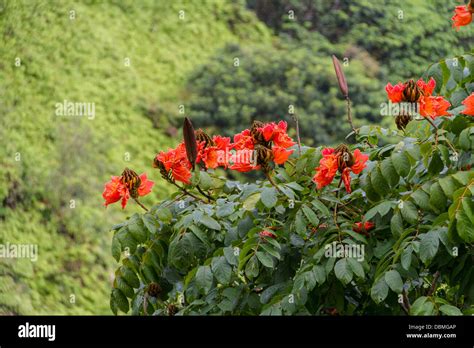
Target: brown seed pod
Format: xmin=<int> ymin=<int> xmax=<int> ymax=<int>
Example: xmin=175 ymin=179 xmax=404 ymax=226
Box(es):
xmin=147 ymin=282 xmax=162 ymax=298
xmin=334 ymin=144 xmax=354 ymax=171
xmin=255 ymin=144 xmax=274 ymax=170
xmin=402 ymin=79 xmax=422 ymax=103
xmin=121 ymin=168 xmax=141 ymax=198
xmin=332 ymin=55 xmax=349 ymax=98
xmin=153 ymin=158 xmax=173 ymax=182
xmin=183 ymin=117 xmax=197 ymax=170
xmin=167 ymin=304 xmax=177 ymax=316
xmin=250 ymin=120 xmax=270 ymax=147
xmin=195 ymin=129 xmax=215 ymax=148
xmin=395 ymin=114 xmax=412 ymax=130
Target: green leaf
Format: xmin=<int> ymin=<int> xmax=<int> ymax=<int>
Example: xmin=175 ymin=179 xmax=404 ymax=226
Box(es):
xmin=364 ymin=201 xmax=393 ymax=221
xmin=371 ymin=166 xmax=390 ymax=196
xmin=295 ymin=211 xmax=307 ymax=235
xmin=243 ymin=193 xmax=261 ymax=211
xmin=457 ymin=208 xmax=474 ymax=243
xmin=439 ymin=304 xmax=463 ymax=316
xmin=111 ymin=288 xmax=129 ymax=314
xmin=390 ymin=212 xmax=404 ymax=237
xmin=371 ymin=278 xmax=389 ymax=304
xmin=200 ymin=215 xmax=221 ymax=230
xmin=347 ymin=258 xmax=365 ymax=279
xmin=128 ymin=220 xmax=148 ymax=243
xmin=419 ymin=231 xmax=440 ymax=264
xmin=111 ymin=234 xmax=122 ymax=262
xmin=401 ymin=245 xmax=413 ymax=271
xmin=195 ymin=265 xmax=213 ymax=293
xmin=115 ymin=276 xmax=134 ymax=298
xmin=121 ymin=267 xmax=140 ymax=289
xmin=245 ymin=255 xmax=259 ymax=279
xmin=400 ymin=201 xmax=418 ymax=225
xmin=391 ymin=152 xmax=411 ymax=177
xmin=260 ymin=242 xmax=281 ymax=260
xmin=384 ymin=270 xmax=403 ymax=294
xmin=211 ymin=257 xmax=232 ymax=285
xmin=261 ymin=187 xmax=278 ymax=208
xmin=157 ymin=207 xmax=173 ymax=223
xmin=311 ymin=199 xmax=330 ymax=216
xmin=312 ymin=265 xmax=326 ymax=285
xmin=428 ymin=151 xmax=444 ymax=175
xmin=439 ymin=176 xmax=457 ymax=198
xmin=142 ymin=214 xmax=160 ymax=234
xmin=256 ymin=251 xmax=274 ymax=268
xmin=411 ymin=189 xmax=431 ymax=211
xmin=285 ymin=182 xmax=304 ymax=191
xmin=334 ymin=258 xmax=353 ymax=285
xmin=198 ymin=171 xmax=213 ymax=190
xmin=429 ymin=183 xmax=446 ymax=213
xmin=410 ymin=297 xmax=434 ymax=315
xmin=381 ymin=158 xmax=399 ymax=187
xmin=301 ymin=204 xmax=319 ymax=226
xmin=223 ymin=246 xmax=238 ymax=266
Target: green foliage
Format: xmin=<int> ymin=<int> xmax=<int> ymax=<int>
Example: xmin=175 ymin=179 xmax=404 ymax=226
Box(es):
xmin=110 ymin=54 xmax=473 ymax=315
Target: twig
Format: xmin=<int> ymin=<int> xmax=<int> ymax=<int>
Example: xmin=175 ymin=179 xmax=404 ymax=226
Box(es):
xmin=133 ymin=197 xmax=149 ymax=212
xmin=170 ymin=181 xmax=205 ymax=202
xmin=345 ymin=96 xmax=356 ymax=134
xmin=401 ymin=288 xmax=411 ymax=315
xmin=196 ymin=185 xmax=214 ymax=202
xmin=424 ymin=117 xmax=457 ymax=153
xmin=292 ymin=114 xmax=302 ymax=156
xmin=263 ymin=170 xmax=283 ymax=194
xmin=427 ymin=271 xmax=440 ymax=296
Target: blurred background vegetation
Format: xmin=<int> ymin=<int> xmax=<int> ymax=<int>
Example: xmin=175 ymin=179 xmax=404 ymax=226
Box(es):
xmin=0 ymin=0 xmax=472 ymax=314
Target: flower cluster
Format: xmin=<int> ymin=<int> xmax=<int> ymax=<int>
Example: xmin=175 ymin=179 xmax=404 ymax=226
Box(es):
xmin=153 ymin=120 xmax=295 ymax=181
xmin=102 ymin=168 xmax=154 ymax=209
xmin=385 ymin=78 xmax=450 ymax=128
xmin=312 ymin=144 xmax=368 ymax=193
xmin=352 ymin=221 xmax=375 ymax=234
xmin=452 ymin=2 xmax=473 ymax=30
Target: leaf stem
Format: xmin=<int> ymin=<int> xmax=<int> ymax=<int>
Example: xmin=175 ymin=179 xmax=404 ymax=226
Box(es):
xmin=133 ymin=197 xmax=149 ymax=212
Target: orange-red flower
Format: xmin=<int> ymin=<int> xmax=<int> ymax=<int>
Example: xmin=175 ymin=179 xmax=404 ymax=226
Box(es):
xmin=102 ymin=173 xmax=154 ymax=209
xmin=272 ymin=145 xmax=293 ymax=165
xmin=461 ymin=93 xmax=474 ymax=115
xmin=419 ymin=96 xmax=451 ymax=119
xmin=259 ymin=121 xmax=296 ymax=148
xmin=452 ymin=5 xmax=473 ymax=31
xmin=352 ymin=221 xmax=375 ymax=234
xmin=385 ymin=82 xmax=405 ymax=103
xmin=313 ymin=147 xmax=368 ymax=193
xmin=198 ymin=135 xmax=232 ymax=169
xmin=232 ymin=128 xmax=254 ymax=150
xmin=417 ymin=77 xmax=436 ymax=96
xmin=312 ymin=148 xmax=339 ymax=190
xmin=156 ymin=143 xmax=192 ymax=184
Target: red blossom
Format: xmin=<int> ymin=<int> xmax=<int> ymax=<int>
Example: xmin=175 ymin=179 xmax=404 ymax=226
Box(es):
xmin=385 ymin=82 xmax=405 ymax=103
xmin=419 ymin=96 xmax=451 ymax=119
xmin=352 ymin=221 xmax=375 ymax=234
xmin=156 ymin=143 xmax=192 ymax=184
xmin=461 ymin=93 xmax=474 ymax=116
xmin=452 ymin=5 xmax=473 ymax=31
xmin=259 ymin=230 xmax=276 ymax=239
xmin=102 ymin=173 xmax=154 ymax=209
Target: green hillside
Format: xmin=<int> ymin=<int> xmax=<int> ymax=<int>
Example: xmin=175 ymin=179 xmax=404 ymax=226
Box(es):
xmin=0 ymin=0 xmax=271 ymax=314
